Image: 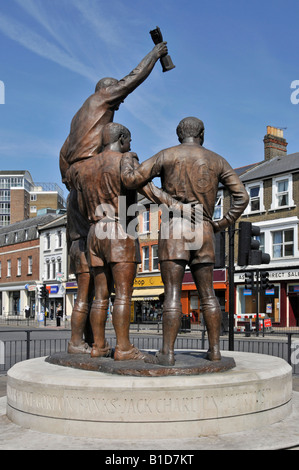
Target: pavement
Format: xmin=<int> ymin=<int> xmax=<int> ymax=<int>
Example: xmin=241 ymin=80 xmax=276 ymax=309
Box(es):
xmin=0 ymin=372 xmax=299 ymax=451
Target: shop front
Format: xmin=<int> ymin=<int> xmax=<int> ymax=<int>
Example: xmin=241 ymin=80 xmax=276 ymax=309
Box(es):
xmin=44 ymin=283 xmax=65 ymax=319
xmin=235 ymin=268 xmax=299 ymax=328
xmin=131 ymin=274 xmax=164 ymax=323
xmin=181 ymin=269 xmax=228 ymax=325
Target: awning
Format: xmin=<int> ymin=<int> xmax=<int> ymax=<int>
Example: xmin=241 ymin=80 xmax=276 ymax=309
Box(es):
xmin=132 ymin=288 xmax=164 ymax=301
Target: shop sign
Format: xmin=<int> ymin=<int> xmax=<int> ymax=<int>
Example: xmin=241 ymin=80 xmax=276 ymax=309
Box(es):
xmin=235 ymin=269 xmax=299 ymax=283
xmin=244 ymin=289 xmax=252 ymax=296
xmin=133 ymin=276 xmax=163 ymax=288
xmin=25 ymin=284 xmax=36 ymax=292
xmin=49 ymin=285 xmax=59 ymax=294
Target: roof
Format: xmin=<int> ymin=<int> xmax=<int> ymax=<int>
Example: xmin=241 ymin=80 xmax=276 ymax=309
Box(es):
xmin=0 ymin=214 xmax=58 ymax=246
xmin=37 ymin=214 xmax=67 ymax=231
xmin=240 ymin=152 xmax=299 ymax=182
xmin=0 ymin=170 xmax=34 ymax=182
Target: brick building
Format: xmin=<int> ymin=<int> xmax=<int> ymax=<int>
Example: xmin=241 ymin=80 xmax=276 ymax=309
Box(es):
xmin=0 ymin=214 xmax=57 ymax=317
xmin=233 ymin=126 xmax=299 ymax=327
xmin=0 ymin=170 xmax=66 ymax=227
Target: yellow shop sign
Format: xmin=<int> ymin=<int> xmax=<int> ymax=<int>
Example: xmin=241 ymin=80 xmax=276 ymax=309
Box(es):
xmin=133 ymin=276 xmax=163 ymax=288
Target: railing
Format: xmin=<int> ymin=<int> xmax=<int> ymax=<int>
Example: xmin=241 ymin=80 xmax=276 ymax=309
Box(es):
xmin=1 ymin=328 xmax=299 ymax=375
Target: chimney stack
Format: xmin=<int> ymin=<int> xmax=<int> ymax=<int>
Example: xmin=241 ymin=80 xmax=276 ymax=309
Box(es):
xmin=263 ymin=126 xmax=287 ymax=161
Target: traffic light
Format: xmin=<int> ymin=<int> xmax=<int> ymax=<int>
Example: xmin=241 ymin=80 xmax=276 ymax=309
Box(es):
xmin=41 ymin=285 xmax=49 ymax=299
xmin=214 ymin=231 xmax=226 ymax=268
xmin=238 ymin=222 xmax=270 ymax=266
xmin=260 ymin=271 xmax=274 ymax=291
xmin=244 ymin=272 xmax=255 ymax=291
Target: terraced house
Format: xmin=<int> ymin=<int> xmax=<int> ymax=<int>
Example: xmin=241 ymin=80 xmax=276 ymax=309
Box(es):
xmin=234 ymin=126 xmax=299 ymax=327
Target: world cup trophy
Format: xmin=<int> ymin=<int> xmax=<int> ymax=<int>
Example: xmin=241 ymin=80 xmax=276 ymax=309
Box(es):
xmin=150 ymin=26 xmax=175 ymax=72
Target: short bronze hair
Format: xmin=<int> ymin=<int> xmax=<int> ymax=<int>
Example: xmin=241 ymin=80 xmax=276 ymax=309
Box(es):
xmin=102 ymin=122 xmax=131 ymax=146
xmin=95 ymin=77 xmax=118 ymax=92
xmin=176 ymin=117 xmax=204 ymax=143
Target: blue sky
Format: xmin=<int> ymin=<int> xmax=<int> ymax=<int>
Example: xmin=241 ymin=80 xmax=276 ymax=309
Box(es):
xmin=0 ymin=0 xmax=298 ymax=197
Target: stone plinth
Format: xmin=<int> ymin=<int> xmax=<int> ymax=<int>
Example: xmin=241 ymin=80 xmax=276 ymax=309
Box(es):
xmin=6 ymin=351 xmax=292 ymax=440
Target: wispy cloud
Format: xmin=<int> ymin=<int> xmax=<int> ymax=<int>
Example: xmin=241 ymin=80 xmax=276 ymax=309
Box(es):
xmin=0 ymin=8 xmax=98 ymax=82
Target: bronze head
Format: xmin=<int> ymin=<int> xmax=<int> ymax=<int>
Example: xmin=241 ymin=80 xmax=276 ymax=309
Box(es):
xmin=176 ymin=117 xmax=205 ymax=145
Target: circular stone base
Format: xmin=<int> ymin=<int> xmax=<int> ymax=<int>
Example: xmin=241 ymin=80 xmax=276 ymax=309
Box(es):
xmin=6 ymin=351 xmax=293 ymax=440
xmin=45 ymin=350 xmax=236 ymax=376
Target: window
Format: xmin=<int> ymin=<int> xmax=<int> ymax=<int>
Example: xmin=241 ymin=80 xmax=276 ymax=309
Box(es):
xmin=28 ymin=256 xmax=32 ymax=275
xmin=52 ymin=258 xmax=56 ymax=279
xmin=45 ymin=259 xmax=50 ymax=280
xmin=14 ymin=232 xmax=18 ymax=242
xmin=57 ymin=256 xmax=62 ymax=274
xmin=30 ymin=206 xmax=37 ymax=213
xmin=24 ymin=229 xmax=28 ymax=240
xmin=30 ymin=194 xmax=37 ymax=201
xmin=249 ymin=186 xmax=260 ymax=211
xmin=142 ymin=246 xmax=149 ymax=271
xmin=45 ymin=233 xmax=50 ymax=250
xmin=152 ymin=245 xmax=159 ymax=270
xmin=245 ymin=182 xmax=264 ymax=214
xmin=277 ymin=179 xmax=289 ymax=207
xmin=271 ymin=175 xmax=294 ymax=210
xmin=213 ymin=191 xmax=223 ymax=220
xmin=272 ymin=229 xmax=294 ymax=258
xmin=17 ymin=258 xmax=21 ymax=276
xmin=255 ymin=233 xmax=265 ymax=253
xmin=143 ymin=210 xmax=150 ymax=233
xmin=56 ymin=230 xmax=62 ymax=248
xmin=7 ymin=259 xmax=11 ymax=277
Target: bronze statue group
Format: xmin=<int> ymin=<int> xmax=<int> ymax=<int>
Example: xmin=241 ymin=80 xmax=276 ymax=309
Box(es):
xmin=60 ymin=40 xmax=249 ymax=366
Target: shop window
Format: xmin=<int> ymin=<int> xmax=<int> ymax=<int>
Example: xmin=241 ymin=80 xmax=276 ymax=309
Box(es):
xmin=272 ymin=229 xmax=294 ymax=258
xmin=237 ymin=284 xmax=280 ymax=323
